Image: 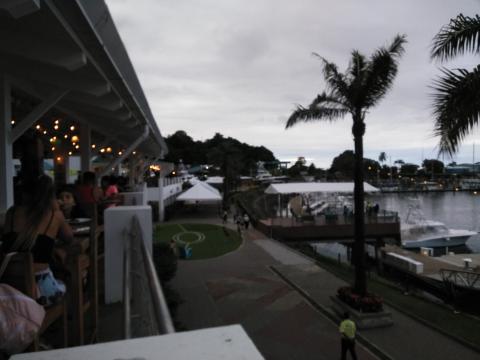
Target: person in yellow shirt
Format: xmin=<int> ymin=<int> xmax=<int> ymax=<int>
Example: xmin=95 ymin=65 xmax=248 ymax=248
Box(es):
xmin=339 ymin=311 xmax=357 ymax=360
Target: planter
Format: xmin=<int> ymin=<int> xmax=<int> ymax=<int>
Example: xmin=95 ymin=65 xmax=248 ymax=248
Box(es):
xmin=331 ymin=296 xmax=393 ymax=329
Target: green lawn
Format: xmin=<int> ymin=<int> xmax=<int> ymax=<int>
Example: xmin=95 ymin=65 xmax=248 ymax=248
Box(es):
xmin=153 ymin=223 xmax=242 ymax=260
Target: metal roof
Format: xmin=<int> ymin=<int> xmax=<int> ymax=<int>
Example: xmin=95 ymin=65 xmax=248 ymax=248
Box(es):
xmin=265 ymin=182 xmax=379 ymax=194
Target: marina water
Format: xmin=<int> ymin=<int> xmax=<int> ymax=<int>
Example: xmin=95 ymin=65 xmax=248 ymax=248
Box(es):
xmin=314 ymin=191 xmax=480 ymax=259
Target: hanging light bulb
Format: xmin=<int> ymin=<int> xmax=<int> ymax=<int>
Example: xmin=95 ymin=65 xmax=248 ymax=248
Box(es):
xmin=54 ymin=124 xmax=59 ymax=130
xmin=49 ymin=138 xmax=54 ymax=143
xmin=54 ymin=119 xmax=59 ymax=125
xmin=36 ymin=125 xmax=41 ymax=130
xmin=118 ymin=151 xmax=123 ymax=155
xmin=11 ymin=120 xmax=15 ymax=125
xmin=75 ymin=145 xmax=80 ymax=149
xmin=106 ymin=147 xmax=112 ymax=153
xmin=100 ymin=148 xmax=105 ymax=153
xmin=70 ymin=125 xmax=75 ymax=131
xmin=132 ymin=151 xmax=136 ymax=155
xmin=91 ymin=144 xmax=96 ymax=149
xmin=51 ymin=146 xmax=55 ymax=151
xmin=56 ymin=156 xmax=62 ymax=162
xmin=43 ymin=130 xmax=47 ymax=135
xmin=68 ymin=151 xmax=72 ymax=156
xmin=52 ymin=136 xmax=57 ymax=141
xmin=71 ymin=135 xmax=79 ymax=143
xmin=64 ymin=134 xmax=68 ymax=139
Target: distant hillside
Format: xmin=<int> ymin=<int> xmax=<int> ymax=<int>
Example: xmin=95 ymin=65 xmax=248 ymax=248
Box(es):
xmin=164 ymin=131 xmax=277 ymax=175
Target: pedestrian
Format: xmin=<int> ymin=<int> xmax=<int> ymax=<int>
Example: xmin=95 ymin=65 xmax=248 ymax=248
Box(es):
xmin=243 ymin=213 xmax=250 ymax=230
xmin=339 ymin=311 xmax=357 ymax=360
xmin=235 ymin=215 xmax=242 ymax=234
xmin=222 ymin=209 xmax=228 ymax=224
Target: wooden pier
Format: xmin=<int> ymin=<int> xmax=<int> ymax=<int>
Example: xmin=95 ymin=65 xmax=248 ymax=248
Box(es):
xmin=256 ymin=214 xmax=401 ymax=243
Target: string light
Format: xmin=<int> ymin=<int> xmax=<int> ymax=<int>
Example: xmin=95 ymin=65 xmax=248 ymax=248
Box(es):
xmin=68 ymin=151 xmax=72 ymax=156
xmin=71 ymin=135 xmax=79 ymax=143
xmin=56 ymin=156 xmax=62 ymax=162
xmin=43 ymin=130 xmax=47 ymax=135
xmin=54 ymin=119 xmax=59 ymax=125
xmin=132 ymin=151 xmax=136 ymax=155
xmin=51 ymin=147 xmax=55 ymax=151
xmin=36 ymin=125 xmax=41 ymax=130
xmin=91 ymin=144 xmax=96 ymax=149
xmin=118 ymin=151 xmax=123 ymax=155
xmin=53 ymin=136 xmax=57 ymax=141
xmin=70 ymin=126 xmax=75 ymax=131
xmin=75 ymin=145 xmax=80 ymax=149
xmin=100 ymin=148 xmax=105 ymax=153
xmin=54 ymin=124 xmax=59 ymax=130
xmin=64 ymin=134 xmax=68 ymax=139
xmin=11 ymin=120 xmax=15 ymax=125
xmin=49 ymin=138 xmax=54 ymax=143
xmin=106 ymin=147 xmax=112 ymax=153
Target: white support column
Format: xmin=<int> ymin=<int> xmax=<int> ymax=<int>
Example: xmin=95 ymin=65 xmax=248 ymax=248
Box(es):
xmin=158 ymin=175 xmax=165 ymax=222
xmin=80 ymin=123 xmax=91 ymax=173
xmin=0 ymin=75 xmax=13 ymax=211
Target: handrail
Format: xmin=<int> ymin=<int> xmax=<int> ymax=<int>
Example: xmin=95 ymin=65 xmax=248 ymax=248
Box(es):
xmin=123 ymin=215 xmax=175 ymax=337
xmin=123 ymin=227 xmax=131 ymax=339
xmin=139 ymin=228 xmax=175 ymax=334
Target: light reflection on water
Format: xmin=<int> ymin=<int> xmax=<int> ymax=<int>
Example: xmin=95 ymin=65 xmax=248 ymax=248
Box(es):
xmin=313 ymin=191 xmax=480 ymax=258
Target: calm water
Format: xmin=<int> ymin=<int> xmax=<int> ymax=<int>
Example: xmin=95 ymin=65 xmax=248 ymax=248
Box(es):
xmin=370 ymin=191 xmax=480 ymax=253
xmin=314 ymin=191 xmax=480 ymax=258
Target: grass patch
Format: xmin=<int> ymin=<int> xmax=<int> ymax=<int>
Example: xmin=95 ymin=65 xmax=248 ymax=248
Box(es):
xmin=153 ymin=223 xmax=242 ymax=260
xmin=292 ymin=244 xmax=480 ymax=351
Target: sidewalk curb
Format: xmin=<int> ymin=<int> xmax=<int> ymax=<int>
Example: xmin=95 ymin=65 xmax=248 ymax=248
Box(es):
xmin=269 ymin=265 xmax=394 ymax=360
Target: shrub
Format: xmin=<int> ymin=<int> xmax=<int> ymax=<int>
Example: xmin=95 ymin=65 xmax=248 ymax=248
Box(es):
xmin=152 ymin=242 xmax=178 ymax=283
xmin=337 ymin=286 xmax=384 ymax=313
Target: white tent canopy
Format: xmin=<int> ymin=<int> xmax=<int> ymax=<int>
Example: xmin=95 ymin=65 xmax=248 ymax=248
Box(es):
xmin=177 ymin=182 xmax=222 ymax=202
xmin=265 ymin=182 xmax=379 ymax=195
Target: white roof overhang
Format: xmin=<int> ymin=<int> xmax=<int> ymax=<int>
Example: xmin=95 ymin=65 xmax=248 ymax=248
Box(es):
xmin=0 ymin=0 xmax=167 ymax=157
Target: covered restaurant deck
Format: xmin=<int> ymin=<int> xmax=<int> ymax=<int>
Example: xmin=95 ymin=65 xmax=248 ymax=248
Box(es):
xmin=0 ymin=2 xmax=263 ymax=359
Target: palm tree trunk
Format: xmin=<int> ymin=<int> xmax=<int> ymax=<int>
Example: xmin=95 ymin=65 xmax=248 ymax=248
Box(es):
xmin=352 ymin=115 xmax=367 ymax=296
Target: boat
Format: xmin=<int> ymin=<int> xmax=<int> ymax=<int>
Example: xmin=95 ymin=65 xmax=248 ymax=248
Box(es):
xmin=401 ymin=201 xmax=476 ymax=249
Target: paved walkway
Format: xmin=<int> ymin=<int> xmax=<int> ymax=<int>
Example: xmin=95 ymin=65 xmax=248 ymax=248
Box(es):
xmin=169 ymin=215 xmax=480 ymax=359
xmin=171 ymin=218 xmax=378 ymax=360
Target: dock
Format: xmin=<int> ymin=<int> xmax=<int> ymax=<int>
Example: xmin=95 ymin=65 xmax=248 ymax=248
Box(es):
xmin=256 ymin=214 xmax=401 ymax=243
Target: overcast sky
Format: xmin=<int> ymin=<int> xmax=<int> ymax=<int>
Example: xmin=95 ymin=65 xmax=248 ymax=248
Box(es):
xmin=105 ymin=0 xmax=480 ymax=168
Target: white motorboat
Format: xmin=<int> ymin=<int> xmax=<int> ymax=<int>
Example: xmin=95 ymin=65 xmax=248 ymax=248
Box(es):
xmin=401 ymin=201 xmax=476 ymax=249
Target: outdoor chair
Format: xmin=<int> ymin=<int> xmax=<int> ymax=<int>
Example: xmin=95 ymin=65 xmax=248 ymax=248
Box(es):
xmin=1 ymin=252 xmax=68 ymax=351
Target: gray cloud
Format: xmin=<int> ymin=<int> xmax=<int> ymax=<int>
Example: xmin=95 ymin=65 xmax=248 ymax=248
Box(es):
xmin=106 ymin=0 xmax=480 ymax=167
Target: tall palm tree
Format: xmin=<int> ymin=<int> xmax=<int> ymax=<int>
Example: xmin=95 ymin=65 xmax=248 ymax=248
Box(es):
xmin=431 ymin=14 xmax=480 ymax=155
xmin=286 ymin=35 xmax=406 ymax=296
xmin=378 ymin=152 xmax=387 ymax=164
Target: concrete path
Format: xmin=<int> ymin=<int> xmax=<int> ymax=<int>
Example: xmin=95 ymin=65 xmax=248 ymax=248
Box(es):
xmin=171 ymin=220 xmax=378 ymax=360
xmin=273 ymin=262 xmax=480 ymax=360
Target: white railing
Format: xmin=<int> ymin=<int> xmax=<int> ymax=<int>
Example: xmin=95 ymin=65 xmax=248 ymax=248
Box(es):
xmin=123 ymin=215 xmax=175 ymax=338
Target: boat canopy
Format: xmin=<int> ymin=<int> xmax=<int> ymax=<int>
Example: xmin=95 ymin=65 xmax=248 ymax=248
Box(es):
xmin=264 ymin=182 xmax=379 ymax=195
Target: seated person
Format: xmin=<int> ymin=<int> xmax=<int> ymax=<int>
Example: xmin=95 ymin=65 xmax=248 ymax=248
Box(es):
xmin=57 ymin=186 xmax=87 ymax=220
xmin=1 ymin=175 xmax=74 ymax=305
xmin=101 ymin=175 xmax=121 ymax=208
xmin=75 ymin=171 xmax=104 ymax=217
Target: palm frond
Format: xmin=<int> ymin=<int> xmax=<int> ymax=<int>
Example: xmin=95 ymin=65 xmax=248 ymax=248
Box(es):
xmin=286 ymin=92 xmax=348 ymax=128
xmin=362 ymin=34 xmax=407 ymax=108
xmin=431 ymin=14 xmax=480 ymax=61
xmin=432 ymin=66 xmax=480 ymax=155
xmin=312 ymin=53 xmax=350 ymax=101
